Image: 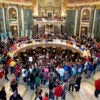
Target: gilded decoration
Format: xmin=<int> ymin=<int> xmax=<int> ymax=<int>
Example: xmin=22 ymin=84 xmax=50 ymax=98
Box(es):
xmin=38 ymin=0 xmax=61 ymax=8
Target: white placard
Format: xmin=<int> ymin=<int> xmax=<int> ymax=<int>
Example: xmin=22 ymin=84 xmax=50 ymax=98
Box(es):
xmin=29 ymin=56 xmax=33 ymax=62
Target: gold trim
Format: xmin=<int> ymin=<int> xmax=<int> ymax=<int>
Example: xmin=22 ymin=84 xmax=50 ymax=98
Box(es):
xmin=0 ymin=0 xmax=32 ymax=7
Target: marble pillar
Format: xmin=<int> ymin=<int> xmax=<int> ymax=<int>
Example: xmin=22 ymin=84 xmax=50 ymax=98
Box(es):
xmin=2 ymin=7 xmax=6 ymax=32
xmin=74 ymin=10 xmax=78 ymax=36
xmin=21 ymin=7 xmax=24 ymax=31
xmin=42 ymin=25 xmax=45 ymax=34
xmin=92 ymin=9 xmax=96 ymax=39
xmin=61 ymin=25 xmax=65 ymax=33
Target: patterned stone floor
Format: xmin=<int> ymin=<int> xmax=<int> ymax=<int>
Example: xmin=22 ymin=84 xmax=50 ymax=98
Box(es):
xmin=0 ymin=72 xmax=100 ymax=100
xmin=93 ymin=72 xmax=100 ymax=80
xmin=73 ymin=81 xmax=97 ymax=100
xmin=0 ymin=81 xmax=27 ymax=100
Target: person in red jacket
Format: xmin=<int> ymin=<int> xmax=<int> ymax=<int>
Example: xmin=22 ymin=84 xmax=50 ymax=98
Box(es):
xmin=43 ymin=92 xmax=49 ymax=100
xmin=54 ymin=82 xmax=62 ymax=99
xmin=94 ymin=78 xmax=100 ymax=98
xmin=14 ymin=64 xmax=20 ymax=81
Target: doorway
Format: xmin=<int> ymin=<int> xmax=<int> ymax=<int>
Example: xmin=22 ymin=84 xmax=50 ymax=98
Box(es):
xmin=81 ymin=26 xmax=88 ymax=35
xmin=45 ymin=24 xmax=54 ymax=34
xmin=48 ymin=13 xmax=52 ymax=18
xmin=10 ymin=26 xmax=18 ymax=37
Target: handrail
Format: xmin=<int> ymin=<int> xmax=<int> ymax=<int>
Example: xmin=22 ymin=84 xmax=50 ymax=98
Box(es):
xmin=8 ymin=39 xmax=90 ymax=58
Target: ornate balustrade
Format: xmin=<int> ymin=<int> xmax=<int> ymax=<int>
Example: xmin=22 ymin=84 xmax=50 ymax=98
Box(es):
xmin=8 ymin=39 xmax=90 ymax=58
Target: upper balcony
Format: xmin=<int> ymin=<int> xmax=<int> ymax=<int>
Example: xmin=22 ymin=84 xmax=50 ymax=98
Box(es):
xmin=33 ymin=16 xmax=66 ymax=25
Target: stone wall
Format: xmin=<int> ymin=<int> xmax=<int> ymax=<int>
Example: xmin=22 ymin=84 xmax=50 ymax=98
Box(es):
xmin=66 ymin=10 xmax=75 ymax=35
xmin=65 ymin=8 xmax=100 ymax=41
xmin=24 ymin=9 xmax=33 ymax=37
xmin=94 ymin=9 xmax=100 ymax=41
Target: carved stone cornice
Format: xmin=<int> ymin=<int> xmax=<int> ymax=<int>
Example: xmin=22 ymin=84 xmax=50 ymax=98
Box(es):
xmin=34 ymin=20 xmax=65 ymax=25
xmin=0 ymin=0 xmax=32 ymax=7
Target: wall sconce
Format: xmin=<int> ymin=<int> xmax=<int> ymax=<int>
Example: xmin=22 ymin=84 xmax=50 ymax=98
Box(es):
xmin=83 ymin=12 xmax=86 ymax=16
xmin=12 ymin=11 xmax=16 ymax=15
xmin=14 ymin=26 xmax=17 ymax=30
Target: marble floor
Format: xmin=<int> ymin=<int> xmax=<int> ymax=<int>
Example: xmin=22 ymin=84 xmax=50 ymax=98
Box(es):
xmin=0 ymin=72 xmax=100 ymax=100
xmin=0 ymin=81 xmax=27 ymax=100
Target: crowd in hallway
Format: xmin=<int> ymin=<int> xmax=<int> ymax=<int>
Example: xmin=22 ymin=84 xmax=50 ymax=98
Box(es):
xmin=0 ymin=33 xmax=100 ymax=100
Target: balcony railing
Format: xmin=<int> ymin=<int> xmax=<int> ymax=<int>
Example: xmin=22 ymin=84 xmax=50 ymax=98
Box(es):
xmin=33 ymin=17 xmax=66 ymax=21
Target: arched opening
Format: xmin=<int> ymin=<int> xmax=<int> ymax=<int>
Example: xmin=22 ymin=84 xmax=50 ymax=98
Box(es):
xmin=9 ymin=8 xmax=17 ymax=22
xmin=82 ymin=9 xmax=90 ymax=23
xmin=8 ymin=7 xmax=18 ymax=37
xmin=81 ymin=9 xmax=90 ymax=36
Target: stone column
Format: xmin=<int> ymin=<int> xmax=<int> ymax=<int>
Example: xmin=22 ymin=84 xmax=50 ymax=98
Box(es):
xmin=61 ymin=25 xmax=65 ymax=34
xmin=21 ymin=7 xmax=24 ymax=31
xmin=92 ymin=9 xmax=96 ymax=39
xmin=2 ymin=6 xmax=6 ymax=32
xmin=34 ymin=0 xmax=39 ymax=16
xmin=34 ymin=24 xmax=38 ymax=34
xmin=42 ymin=25 xmax=45 ymax=34
xmin=54 ymin=25 xmax=57 ymax=33
xmin=74 ymin=10 xmax=78 ymax=36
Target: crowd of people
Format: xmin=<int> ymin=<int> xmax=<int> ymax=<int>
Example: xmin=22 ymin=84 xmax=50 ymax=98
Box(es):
xmin=0 ymin=33 xmax=100 ymax=100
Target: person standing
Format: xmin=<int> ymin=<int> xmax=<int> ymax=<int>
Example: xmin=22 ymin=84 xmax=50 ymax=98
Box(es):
xmin=14 ymin=63 xmax=20 ymax=81
xmin=68 ymin=75 xmax=76 ymax=92
xmin=34 ymin=91 xmax=41 ymax=100
xmin=43 ymin=92 xmax=49 ymax=100
xmin=0 ymin=86 xmax=7 ymax=100
xmin=53 ymin=82 xmax=62 ymax=100
xmin=75 ymin=74 xmax=82 ymax=92
xmin=4 ymin=64 xmax=9 ymax=81
xmin=94 ymin=78 xmax=100 ymax=98
xmin=9 ymin=91 xmax=23 ymax=100
xmin=62 ymin=80 xmax=69 ymax=99
xmin=10 ymin=79 xmax=18 ymax=92
xmin=35 ymin=75 xmax=41 ymax=89
xmin=49 ymin=90 xmax=54 ymax=100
